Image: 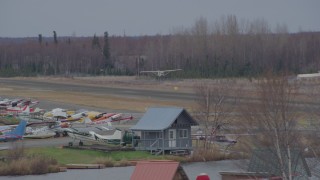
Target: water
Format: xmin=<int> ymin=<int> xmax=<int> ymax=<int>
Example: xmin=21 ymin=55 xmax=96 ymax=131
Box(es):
xmin=1 ymin=166 xmax=135 ymax=180
xmin=1 ymin=159 xmax=318 ymax=180
xmin=0 ymin=160 xmax=243 ymax=180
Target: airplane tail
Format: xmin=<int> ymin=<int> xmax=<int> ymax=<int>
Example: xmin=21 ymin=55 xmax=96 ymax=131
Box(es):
xmin=21 ymin=105 xmax=28 ymax=111
xmin=22 ymin=105 xmax=30 ymax=112
xmin=6 ymin=120 xmax=27 ymax=136
xmin=83 ymin=117 xmax=93 ymax=124
xmin=19 ymin=105 xmax=30 ymax=116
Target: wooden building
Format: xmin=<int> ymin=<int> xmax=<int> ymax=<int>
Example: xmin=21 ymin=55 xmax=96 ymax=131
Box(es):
xmin=130 ymin=107 xmax=198 ymax=155
xmin=131 ymin=161 xmax=188 ymax=180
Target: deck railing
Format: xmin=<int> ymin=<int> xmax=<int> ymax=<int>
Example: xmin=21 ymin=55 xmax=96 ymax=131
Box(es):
xmin=132 ymin=138 xmax=192 ymax=150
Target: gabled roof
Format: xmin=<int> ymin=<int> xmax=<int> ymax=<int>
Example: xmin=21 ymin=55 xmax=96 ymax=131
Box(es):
xmin=130 ymin=161 xmax=184 ymax=180
xmin=248 ymin=148 xmax=311 ymax=178
xmin=130 ymin=107 xmax=198 ymax=131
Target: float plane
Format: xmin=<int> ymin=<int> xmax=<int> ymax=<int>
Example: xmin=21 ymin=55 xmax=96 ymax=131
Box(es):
xmin=66 ymin=126 xmax=122 ymax=146
xmin=0 ymin=120 xmax=27 ymax=142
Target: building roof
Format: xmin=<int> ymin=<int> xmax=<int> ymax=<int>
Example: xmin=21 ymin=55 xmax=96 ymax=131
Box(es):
xmin=248 ymin=148 xmax=311 ymax=178
xmin=130 ymin=107 xmax=198 ymax=131
xmin=130 ymin=161 xmax=181 ymax=180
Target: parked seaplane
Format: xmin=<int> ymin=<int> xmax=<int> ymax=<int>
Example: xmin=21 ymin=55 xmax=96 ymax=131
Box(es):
xmin=0 ymin=124 xmax=18 ymax=134
xmin=65 ymin=110 xmax=88 ymax=121
xmin=5 ymin=105 xmax=31 ymax=116
xmin=0 ymin=98 xmax=12 ymax=107
xmin=0 ymin=98 xmax=38 ymax=109
xmin=84 ymin=113 xmax=133 ymax=126
xmin=24 ymin=126 xmax=56 ymax=139
xmin=140 ymin=69 xmax=182 ymax=78
xmin=0 ymin=120 xmax=27 ymax=142
xmin=43 ymin=108 xmax=74 ymax=121
xmin=66 ymin=126 xmax=122 ymax=146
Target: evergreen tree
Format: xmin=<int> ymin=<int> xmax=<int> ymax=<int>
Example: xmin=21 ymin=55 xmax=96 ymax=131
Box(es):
xmin=38 ymin=34 xmax=42 ymax=45
xmin=67 ymin=38 xmax=71 ymax=44
xmin=103 ymin=31 xmax=112 ymax=68
xmin=53 ymin=31 xmax=58 ymax=44
xmin=92 ymin=34 xmax=101 ymax=49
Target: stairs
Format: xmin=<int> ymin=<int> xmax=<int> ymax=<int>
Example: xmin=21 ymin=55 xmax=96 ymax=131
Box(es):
xmin=151 ymin=149 xmax=163 ymax=155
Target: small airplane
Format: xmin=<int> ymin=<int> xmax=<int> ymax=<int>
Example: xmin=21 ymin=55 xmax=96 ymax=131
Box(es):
xmin=0 ymin=124 xmax=18 ymax=134
xmin=65 ymin=110 xmax=88 ymax=121
xmin=0 ymin=120 xmax=27 ymax=142
xmin=82 ymin=114 xmax=133 ymax=126
xmin=0 ymin=98 xmax=39 ymax=109
xmin=43 ymin=108 xmax=74 ymax=121
xmin=66 ymin=126 xmax=122 ymax=146
xmin=24 ymin=126 xmax=56 ymax=139
xmin=0 ymin=98 xmax=11 ymax=107
xmin=140 ymin=69 xmax=182 ymax=78
xmin=5 ymin=105 xmax=31 ymax=116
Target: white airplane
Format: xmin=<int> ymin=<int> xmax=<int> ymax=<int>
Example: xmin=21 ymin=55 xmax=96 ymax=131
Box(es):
xmin=66 ymin=126 xmax=122 ymax=146
xmin=140 ymin=69 xmax=182 ymax=78
xmin=24 ymin=126 xmax=56 ymax=139
xmin=5 ymin=105 xmax=31 ymax=116
xmin=65 ymin=110 xmax=88 ymax=121
xmin=0 ymin=98 xmax=11 ymax=107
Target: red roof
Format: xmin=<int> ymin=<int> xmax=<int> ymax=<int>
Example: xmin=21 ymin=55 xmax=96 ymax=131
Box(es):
xmin=130 ymin=161 xmax=180 ymax=180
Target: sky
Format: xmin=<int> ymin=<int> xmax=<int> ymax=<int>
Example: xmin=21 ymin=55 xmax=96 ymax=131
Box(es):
xmin=0 ymin=0 xmax=320 ymax=37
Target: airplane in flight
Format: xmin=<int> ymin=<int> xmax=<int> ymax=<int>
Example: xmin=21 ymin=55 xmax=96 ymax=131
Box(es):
xmin=140 ymin=69 xmax=182 ymax=78
xmin=0 ymin=120 xmax=27 ymax=142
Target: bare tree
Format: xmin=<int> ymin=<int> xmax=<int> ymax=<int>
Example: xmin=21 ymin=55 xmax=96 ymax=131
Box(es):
xmin=241 ymin=73 xmax=303 ymax=180
xmin=194 ymin=79 xmax=239 ymax=150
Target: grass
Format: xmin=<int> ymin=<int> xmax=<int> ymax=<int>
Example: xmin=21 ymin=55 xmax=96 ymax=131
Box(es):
xmin=6 ymin=147 xmax=164 ymax=165
xmin=0 ymin=145 xmax=60 ymax=176
xmin=0 ymin=157 xmax=60 ymax=176
xmin=0 ymin=145 xmax=188 ymax=175
xmin=0 ymin=143 xmax=241 ymax=175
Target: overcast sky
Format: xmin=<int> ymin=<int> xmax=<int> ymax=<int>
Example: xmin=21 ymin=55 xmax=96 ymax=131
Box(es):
xmin=1 ymin=0 xmax=319 ymax=37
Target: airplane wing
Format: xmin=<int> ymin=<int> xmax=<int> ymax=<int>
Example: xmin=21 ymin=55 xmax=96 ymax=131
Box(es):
xmin=140 ymin=69 xmax=182 ymax=73
xmin=140 ymin=69 xmax=182 ymax=77
xmin=140 ymin=71 xmax=158 ymax=73
xmin=162 ymin=69 xmax=182 ymax=72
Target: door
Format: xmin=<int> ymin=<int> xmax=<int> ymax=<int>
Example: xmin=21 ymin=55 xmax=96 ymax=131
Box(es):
xmin=169 ymin=129 xmax=176 ymax=147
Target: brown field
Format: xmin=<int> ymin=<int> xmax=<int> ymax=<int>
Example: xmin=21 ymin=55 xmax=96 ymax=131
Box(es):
xmin=0 ymin=76 xmax=258 ymax=112
xmin=0 ymin=76 xmax=203 ymax=112
xmin=0 ymin=76 xmax=318 ymax=114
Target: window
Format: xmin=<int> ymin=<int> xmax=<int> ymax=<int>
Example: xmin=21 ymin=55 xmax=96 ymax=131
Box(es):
xmin=169 ymin=131 xmax=174 ymax=139
xmin=179 ymin=129 xmax=188 ymax=138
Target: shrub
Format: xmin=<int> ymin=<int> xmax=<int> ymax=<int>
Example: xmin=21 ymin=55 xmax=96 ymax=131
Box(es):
xmin=0 ymin=156 xmax=60 ymax=175
xmin=113 ymin=158 xmax=133 ymax=167
xmin=189 ymin=148 xmax=226 ymax=162
xmin=165 ymin=155 xmax=189 ymax=163
xmin=30 ymin=156 xmax=49 ymax=174
xmin=0 ymin=158 xmax=31 ymax=176
xmin=7 ymin=143 xmax=25 ymax=160
xmin=95 ymin=157 xmax=114 ymax=167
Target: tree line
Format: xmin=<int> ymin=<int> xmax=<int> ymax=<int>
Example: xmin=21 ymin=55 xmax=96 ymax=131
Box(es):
xmin=0 ymin=15 xmax=319 ymax=77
